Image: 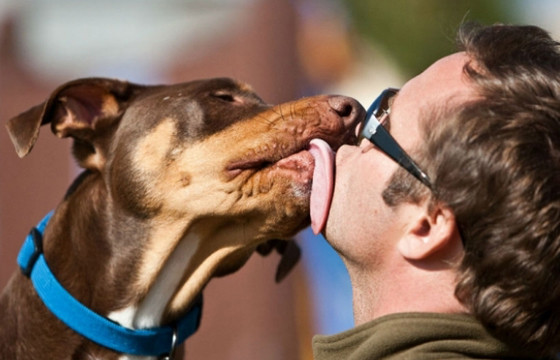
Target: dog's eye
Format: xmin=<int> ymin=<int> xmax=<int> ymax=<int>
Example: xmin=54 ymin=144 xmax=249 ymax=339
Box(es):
xmin=212 ymin=92 xmax=236 ymax=103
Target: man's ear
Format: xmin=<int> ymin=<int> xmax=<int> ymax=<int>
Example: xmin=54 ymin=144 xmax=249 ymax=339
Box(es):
xmin=6 ymin=78 xmax=142 ymax=169
xmin=397 ymin=202 xmax=459 ymax=261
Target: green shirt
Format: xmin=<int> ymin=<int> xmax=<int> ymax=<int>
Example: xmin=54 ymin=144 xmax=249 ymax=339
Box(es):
xmin=312 ymin=312 xmax=539 ymax=360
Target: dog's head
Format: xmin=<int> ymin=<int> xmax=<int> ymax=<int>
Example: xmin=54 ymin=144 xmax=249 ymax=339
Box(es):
xmin=7 ymin=77 xmax=363 ymax=315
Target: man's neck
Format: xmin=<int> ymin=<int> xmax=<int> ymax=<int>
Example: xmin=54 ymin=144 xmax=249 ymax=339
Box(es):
xmin=348 ymin=262 xmax=467 ymax=325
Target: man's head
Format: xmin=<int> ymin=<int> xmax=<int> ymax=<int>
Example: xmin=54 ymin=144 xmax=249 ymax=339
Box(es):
xmin=326 ymin=23 xmax=560 ymax=355
xmin=430 ymin=24 xmax=560 ymax=355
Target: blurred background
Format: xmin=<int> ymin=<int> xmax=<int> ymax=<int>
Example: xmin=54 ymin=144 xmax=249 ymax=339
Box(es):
xmin=0 ymin=0 xmax=558 ymax=359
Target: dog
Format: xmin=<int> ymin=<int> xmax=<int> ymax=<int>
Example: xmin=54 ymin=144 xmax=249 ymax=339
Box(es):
xmin=0 ymin=77 xmax=363 ymax=359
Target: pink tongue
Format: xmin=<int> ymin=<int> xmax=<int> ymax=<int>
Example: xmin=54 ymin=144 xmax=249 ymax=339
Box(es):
xmin=308 ymin=139 xmax=335 ymax=235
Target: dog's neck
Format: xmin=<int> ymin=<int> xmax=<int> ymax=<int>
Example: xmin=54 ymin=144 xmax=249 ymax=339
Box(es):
xmin=107 ymin=229 xmax=202 ymax=329
xmin=44 ymin=171 xmax=250 ymax=331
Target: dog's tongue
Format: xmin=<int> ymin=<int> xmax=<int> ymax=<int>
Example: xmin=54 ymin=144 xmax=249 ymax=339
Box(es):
xmin=309 ymin=139 xmax=335 ymax=235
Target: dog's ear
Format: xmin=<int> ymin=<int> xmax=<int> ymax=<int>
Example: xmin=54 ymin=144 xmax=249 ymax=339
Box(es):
xmin=6 ymin=78 xmax=141 ymax=166
xmin=257 ymin=239 xmax=301 ymax=283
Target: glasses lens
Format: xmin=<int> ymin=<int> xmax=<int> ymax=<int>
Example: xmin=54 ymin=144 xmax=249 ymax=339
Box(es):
xmin=358 ymin=89 xmax=396 ymax=144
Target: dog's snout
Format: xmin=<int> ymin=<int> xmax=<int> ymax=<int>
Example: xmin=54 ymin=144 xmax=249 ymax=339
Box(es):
xmin=328 ymin=96 xmax=365 ymax=127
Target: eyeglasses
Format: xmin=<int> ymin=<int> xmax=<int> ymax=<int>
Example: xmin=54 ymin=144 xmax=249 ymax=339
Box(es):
xmin=358 ymin=88 xmax=433 ymax=189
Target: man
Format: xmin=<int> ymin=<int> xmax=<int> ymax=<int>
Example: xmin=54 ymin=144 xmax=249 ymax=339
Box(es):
xmin=311 ymin=23 xmax=560 ymax=359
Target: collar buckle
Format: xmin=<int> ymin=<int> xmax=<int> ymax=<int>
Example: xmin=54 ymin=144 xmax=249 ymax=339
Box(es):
xmin=160 ymin=326 xmax=178 ymax=360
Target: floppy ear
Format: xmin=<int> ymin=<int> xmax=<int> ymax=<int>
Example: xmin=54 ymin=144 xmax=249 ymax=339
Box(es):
xmin=6 ymin=78 xmax=142 ymax=169
xmin=397 ymin=202 xmax=459 ymax=260
xmin=256 ymin=239 xmax=301 ymax=283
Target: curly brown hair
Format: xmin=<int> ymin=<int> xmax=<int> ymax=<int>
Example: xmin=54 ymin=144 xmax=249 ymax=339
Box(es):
xmin=384 ymin=23 xmax=560 ymax=356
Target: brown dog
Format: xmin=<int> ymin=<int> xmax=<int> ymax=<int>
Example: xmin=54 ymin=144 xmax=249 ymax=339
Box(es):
xmin=0 ymin=77 xmax=363 ymax=359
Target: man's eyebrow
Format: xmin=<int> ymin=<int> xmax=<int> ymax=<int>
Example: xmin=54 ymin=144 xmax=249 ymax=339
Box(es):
xmin=381 ymin=112 xmax=391 ymax=133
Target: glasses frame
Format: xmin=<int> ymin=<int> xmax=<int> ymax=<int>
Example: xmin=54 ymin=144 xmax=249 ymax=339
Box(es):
xmin=359 ymin=88 xmax=433 ymax=189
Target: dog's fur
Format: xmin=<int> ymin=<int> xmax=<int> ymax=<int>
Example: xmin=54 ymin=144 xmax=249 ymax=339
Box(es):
xmin=0 ymin=77 xmax=363 ymax=359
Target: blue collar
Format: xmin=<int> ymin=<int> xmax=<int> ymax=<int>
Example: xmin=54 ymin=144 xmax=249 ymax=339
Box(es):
xmin=17 ymin=212 xmax=202 ymax=357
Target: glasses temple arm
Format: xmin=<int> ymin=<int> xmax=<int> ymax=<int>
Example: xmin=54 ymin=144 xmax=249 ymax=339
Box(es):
xmin=371 ymin=125 xmax=433 ymax=189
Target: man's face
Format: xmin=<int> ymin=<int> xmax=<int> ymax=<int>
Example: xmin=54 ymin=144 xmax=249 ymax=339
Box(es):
xmin=324 ymin=52 xmax=474 ymax=269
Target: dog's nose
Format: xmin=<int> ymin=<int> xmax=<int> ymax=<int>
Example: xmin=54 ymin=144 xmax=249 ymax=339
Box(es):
xmin=328 ymin=96 xmax=365 ymax=128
